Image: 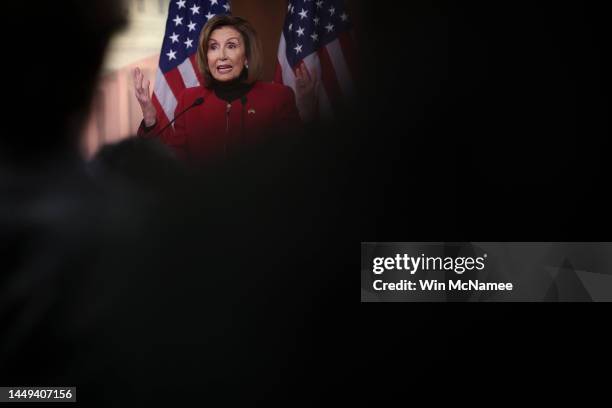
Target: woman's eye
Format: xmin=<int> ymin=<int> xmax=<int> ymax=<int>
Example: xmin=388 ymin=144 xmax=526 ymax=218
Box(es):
xmin=228 ymin=44 xmax=236 ymax=49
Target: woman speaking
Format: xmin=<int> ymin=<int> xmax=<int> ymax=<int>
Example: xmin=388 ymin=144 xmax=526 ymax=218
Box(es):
xmin=133 ymin=15 xmax=316 ymax=162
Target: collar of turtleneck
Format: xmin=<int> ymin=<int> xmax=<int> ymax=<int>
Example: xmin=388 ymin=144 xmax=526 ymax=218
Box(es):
xmin=211 ymin=78 xmax=254 ymax=103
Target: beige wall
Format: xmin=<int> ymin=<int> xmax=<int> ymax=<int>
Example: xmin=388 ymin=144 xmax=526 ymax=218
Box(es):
xmin=82 ymin=0 xmax=362 ymax=158
xmin=82 ymin=54 xmax=159 ymax=158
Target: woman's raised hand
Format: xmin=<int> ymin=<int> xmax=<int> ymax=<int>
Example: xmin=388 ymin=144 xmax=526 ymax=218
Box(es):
xmin=133 ymin=67 xmax=157 ymax=127
xmin=295 ymin=62 xmax=318 ymax=123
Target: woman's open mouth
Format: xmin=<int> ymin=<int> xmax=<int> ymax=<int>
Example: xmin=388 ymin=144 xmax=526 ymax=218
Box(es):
xmin=217 ymin=65 xmax=233 ymax=74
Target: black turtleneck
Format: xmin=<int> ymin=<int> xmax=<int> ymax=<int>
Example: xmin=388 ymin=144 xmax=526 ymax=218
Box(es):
xmin=212 ymin=78 xmax=253 ymax=103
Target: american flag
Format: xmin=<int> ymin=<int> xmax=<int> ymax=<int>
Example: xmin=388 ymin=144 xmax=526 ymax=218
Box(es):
xmin=275 ymin=0 xmax=357 ymax=119
xmin=153 ymin=0 xmax=232 ymax=129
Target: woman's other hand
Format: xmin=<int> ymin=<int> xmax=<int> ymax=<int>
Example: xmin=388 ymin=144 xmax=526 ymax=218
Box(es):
xmin=295 ymin=62 xmax=318 ymax=123
xmin=133 ymin=67 xmax=157 ymax=127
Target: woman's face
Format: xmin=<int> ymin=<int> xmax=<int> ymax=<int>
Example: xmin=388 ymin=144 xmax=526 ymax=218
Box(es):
xmin=207 ymin=26 xmax=247 ymax=82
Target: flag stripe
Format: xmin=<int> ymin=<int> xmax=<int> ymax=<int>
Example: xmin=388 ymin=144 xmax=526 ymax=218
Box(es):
xmin=277 ymin=34 xmax=296 ymax=89
xmin=317 ymin=46 xmax=344 ymax=114
xmin=325 ymin=38 xmax=354 ymax=100
xmin=154 ymin=67 xmax=178 ymax=123
xmin=151 ymin=95 xmax=169 ymax=127
xmin=190 ymin=54 xmax=204 ymax=85
xmin=301 ymin=52 xmax=333 ymax=120
xmin=177 ymin=58 xmax=200 ymax=88
xmin=338 ymin=31 xmax=359 ymax=82
xmin=151 ymin=94 xmax=172 ymax=139
xmin=163 ymin=68 xmax=187 ymax=102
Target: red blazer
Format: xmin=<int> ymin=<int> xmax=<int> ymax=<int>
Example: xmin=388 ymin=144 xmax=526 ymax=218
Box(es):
xmin=138 ymin=81 xmax=302 ymax=161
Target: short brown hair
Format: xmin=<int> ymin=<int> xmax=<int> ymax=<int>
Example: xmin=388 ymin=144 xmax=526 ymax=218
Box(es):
xmin=196 ymin=15 xmax=263 ymax=88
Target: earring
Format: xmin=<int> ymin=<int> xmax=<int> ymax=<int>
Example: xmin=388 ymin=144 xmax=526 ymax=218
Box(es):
xmin=245 ymin=62 xmax=249 ymax=69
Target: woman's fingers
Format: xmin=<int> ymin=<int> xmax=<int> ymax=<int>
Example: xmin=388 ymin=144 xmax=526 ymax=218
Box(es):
xmin=133 ymin=70 xmax=141 ymax=94
xmin=138 ymin=72 xmax=144 ymax=93
xmin=132 ymin=67 xmax=153 ymax=105
xmin=301 ymin=62 xmax=312 ymax=81
xmin=297 ymin=67 xmax=311 ymax=92
xmin=134 ymin=68 xmax=142 ymax=91
xmin=131 ymin=67 xmax=157 ymax=123
xmin=132 ymin=67 xmax=140 ymax=85
xmin=299 ymin=63 xmax=316 ymax=92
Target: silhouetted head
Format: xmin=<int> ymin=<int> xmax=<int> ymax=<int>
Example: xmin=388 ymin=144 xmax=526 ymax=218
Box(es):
xmin=3 ymin=0 xmax=127 ymax=164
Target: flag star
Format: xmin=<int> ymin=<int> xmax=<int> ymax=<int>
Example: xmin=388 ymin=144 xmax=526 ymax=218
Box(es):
xmin=296 ymin=26 xmax=305 ymax=37
xmin=329 ymin=6 xmax=335 ymax=16
xmin=184 ymin=38 xmax=194 ymax=48
xmin=190 ymin=4 xmax=200 ymax=14
xmin=167 ymin=49 xmax=177 ymax=61
xmin=205 ymin=11 xmax=215 ymax=20
xmin=294 ymin=44 xmax=303 ymax=54
xmin=325 ymin=23 xmax=334 ymax=32
xmin=313 ymin=17 xmax=320 ymax=26
xmin=173 ymin=15 xmax=183 ymax=26
xmin=310 ymin=32 xmax=319 ymax=42
xmin=340 ymin=12 xmax=348 ymax=22
xmin=291 ymin=6 xmax=295 ymax=14
xmin=299 ymin=8 xmax=308 ymax=19
xmin=288 ymin=23 xmax=293 ymax=31
xmin=287 ymin=2 xmax=292 ymax=12
xmin=223 ymin=3 xmax=230 ymax=12
xmin=316 ymin=1 xmax=323 ymax=9
xmin=176 ymin=0 xmax=186 ymax=9
xmin=188 ymin=21 xmax=197 ymax=31
xmin=209 ymin=0 xmax=218 ymax=5
xmin=169 ymin=32 xmax=180 ymax=43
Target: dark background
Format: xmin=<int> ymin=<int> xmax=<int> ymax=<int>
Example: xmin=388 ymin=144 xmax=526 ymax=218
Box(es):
xmin=354 ymin=0 xmax=611 ymax=400
xmin=356 ymin=0 xmax=610 ymax=240
xmin=2 ymin=0 xmax=610 ymax=403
